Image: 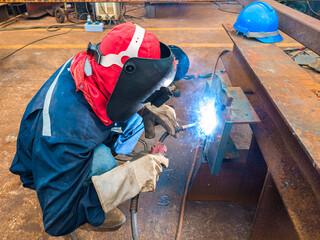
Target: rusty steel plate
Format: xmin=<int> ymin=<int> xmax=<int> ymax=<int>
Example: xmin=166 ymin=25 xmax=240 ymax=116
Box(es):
xmin=202 ymin=74 xmax=259 ymax=175
xmin=229 ymin=87 xmax=260 ymax=123
xmin=224 ymin=24 xmax=320 ymax=173
xmin=222 ymin=24 xmax=320 ymax=239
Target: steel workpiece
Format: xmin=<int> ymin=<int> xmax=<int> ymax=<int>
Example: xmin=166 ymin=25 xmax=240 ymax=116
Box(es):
xmin=222 ymin=24 xmax=320 ymax=239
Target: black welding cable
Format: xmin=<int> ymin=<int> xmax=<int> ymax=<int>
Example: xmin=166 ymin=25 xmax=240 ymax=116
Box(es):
xmin=85 ymin=2 xmax=91 ymax=16
xmin=96 ymin=1 xmax=120 ymax=25
xmin=121 ymin=3 xmax=144 ymax=24
xmin=213 ymin=2 xmax=242 ymax=14
xmin=115 ymin=139 xmax=148 ymax=161
xmin=176 ymin=140 xmax=201 ymax=240
xmin=0 ymin=13 xmax=88 ymax=63
xmin=183 ymin=50 xmax=230 ymax=80
xmin=130 ymin=195 xmax=140 ymax=240
xmin=213 ymin=50 xmax=231 ymax=76
xmin=306 ymin=1 xmax=320 ymax=16
xmin=0 ymin=24 xmax=114 ymax=31
xmin=0 ymin=25 xmax=78 ymax=31
xmin=98 ymin=1 xmax=112 ymax=25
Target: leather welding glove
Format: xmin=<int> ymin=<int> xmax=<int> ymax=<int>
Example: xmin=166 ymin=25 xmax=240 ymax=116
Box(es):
xmin=141 ymin=103 xmax=179 ymax=139
xmin=92 ymin=153 xmax=169 ymax=214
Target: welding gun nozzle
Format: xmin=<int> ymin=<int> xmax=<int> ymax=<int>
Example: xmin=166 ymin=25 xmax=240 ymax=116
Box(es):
xmin=175 ymin=123 xmax=197 ymax=133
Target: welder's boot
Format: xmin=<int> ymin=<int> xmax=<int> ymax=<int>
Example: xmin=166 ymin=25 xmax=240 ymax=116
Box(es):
xmin=100 ymin=207 xmax=126 ymax=229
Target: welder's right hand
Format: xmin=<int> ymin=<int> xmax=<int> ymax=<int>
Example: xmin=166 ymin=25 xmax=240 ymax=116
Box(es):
xmin=92 ymin=154 xmax=169 ymax=214
xmin=141 ymin=103 xmax=179 ymax=139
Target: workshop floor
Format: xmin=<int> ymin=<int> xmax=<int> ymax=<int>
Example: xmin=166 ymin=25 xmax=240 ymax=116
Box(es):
xmin=0 ymin=3 xmax=317 ymax=240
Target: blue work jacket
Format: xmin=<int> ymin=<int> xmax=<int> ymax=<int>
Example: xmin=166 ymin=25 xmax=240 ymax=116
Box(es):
xmin=10 ymin=58 xmax=144 ymax=236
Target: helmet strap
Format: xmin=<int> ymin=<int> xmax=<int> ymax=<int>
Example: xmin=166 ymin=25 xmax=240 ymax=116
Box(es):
xmin=100 ymin=25 xmax=145 ymax=68
xmin=86 ymin=25 xmax=146 ymax=68
xmin=245 ymin=30 xmax=279 ymax=38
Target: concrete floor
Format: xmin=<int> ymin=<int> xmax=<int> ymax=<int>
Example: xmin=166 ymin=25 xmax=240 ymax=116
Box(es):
xmin=0 ymin=3 xmax=318 ymax=240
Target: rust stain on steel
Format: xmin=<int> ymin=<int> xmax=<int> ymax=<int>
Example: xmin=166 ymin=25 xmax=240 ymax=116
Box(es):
xmin=224 ymin=24 xmax=320 ymax=173
xmin=313 ymin=89 xmax=320 ymax=100
xmin=236 ymin=0 xmax=320 ymax=56
xmin=251 ymin=114 xmax=320 ymax=240
xmin=250 ymin=172 xmax=300 ymax=240
xmin=222 ymin=46 xmax=320 ymax=238
xmin=222 ymin=24 xmax=320 ymax=238
xmin=228 ymin=87 xmax=260 ymax=124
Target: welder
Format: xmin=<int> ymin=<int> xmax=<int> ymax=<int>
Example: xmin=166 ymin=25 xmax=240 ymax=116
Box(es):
xmin=10 ymin=23 xmax=178 ymax=236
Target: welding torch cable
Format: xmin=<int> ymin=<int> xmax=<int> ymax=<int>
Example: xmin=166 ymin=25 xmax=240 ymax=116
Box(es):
xmin=0 ymin=13 xmax=88 ymax=62
xmin=0 ymin=24 xmax=114 ymax=31
xmin=213 ymin=50 xmax=230 ymax=76
xmin=175 ymin=140 xmax=201 ymax=240
xmin=306 ymin=1 xmax=320 ymax=16
xmin=0 ymin=25 xmax=81 ymax=31
xmin=183 ymin=51 xmax=230 ymax=81
xmin=212 ymin=2 xmax=242 ymax=14
xmin=130 ymin=123 xmax=197 ymax=240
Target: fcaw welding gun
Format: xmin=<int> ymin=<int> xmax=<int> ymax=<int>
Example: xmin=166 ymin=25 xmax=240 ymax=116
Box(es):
xmin=130 ymin=123 xmax=196 ymax=240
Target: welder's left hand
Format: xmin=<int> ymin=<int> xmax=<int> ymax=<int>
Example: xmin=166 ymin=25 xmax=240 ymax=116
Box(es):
xmin=141 ymin=103 xmax=179 ymax=139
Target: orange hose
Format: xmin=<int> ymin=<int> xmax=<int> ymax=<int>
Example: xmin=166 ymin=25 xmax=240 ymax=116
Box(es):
xmin=175 ymin=140 xmax=201 ymax=240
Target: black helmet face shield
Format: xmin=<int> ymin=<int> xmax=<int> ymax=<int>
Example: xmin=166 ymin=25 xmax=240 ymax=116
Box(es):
xmin=107 ymin=42 xmax=175 ymax=122
xmin=87 ymin=25 xmax=175 ymax=123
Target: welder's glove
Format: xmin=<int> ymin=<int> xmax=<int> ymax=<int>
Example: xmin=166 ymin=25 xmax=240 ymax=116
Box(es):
xmin=141 ymin=103 xmax=179 ymax=139
xmin=92 ymin=153 xmax=169 ymax=214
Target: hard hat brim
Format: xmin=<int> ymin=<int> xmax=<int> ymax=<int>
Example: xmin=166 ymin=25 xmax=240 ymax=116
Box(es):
xmin=256 ymin=33 xmax=283 ymax=43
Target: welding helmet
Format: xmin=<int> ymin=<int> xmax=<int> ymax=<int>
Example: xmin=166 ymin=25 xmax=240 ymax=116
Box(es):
xmin=87 ymin=23 xmax=175 ymax=123
xmin=233 ymin=1 xmax=283 ymax=43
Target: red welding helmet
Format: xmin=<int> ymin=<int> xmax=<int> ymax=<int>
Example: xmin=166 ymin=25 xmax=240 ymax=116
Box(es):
xmin=87 ymin=23 xmax=176 ymax=123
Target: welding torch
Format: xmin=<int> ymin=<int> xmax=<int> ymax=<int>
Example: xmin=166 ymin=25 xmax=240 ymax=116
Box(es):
xmin=130 ymin=122 xmax=196 ymax=240
xmin=150 ymin=123 xmax=197 ymax=154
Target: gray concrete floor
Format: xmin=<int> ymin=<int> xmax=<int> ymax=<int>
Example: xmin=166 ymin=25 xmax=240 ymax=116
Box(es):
xmin=0 ymin=3 xmax=317 ymax=240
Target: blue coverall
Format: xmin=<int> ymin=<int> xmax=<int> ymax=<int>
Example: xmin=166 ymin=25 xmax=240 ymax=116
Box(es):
xmin=10 ymin=58 xmax=144 ymax=236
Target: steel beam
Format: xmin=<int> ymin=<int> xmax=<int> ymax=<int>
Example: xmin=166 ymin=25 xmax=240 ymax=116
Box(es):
xmin=236 ymin=0 xmax=320 ymax=56
xmin=250 ymin=172 xmax=300 ymax=240
xmin=222 ymin=24 xmax=320 ymax=239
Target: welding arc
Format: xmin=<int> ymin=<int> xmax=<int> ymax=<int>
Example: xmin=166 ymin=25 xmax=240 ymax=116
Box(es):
xmin=176 ymin=140 xmax=201 ymax=240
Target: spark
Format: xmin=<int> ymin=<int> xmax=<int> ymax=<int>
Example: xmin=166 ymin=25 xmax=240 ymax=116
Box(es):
xmin=198 ymin=99 xmax=218 ymax=136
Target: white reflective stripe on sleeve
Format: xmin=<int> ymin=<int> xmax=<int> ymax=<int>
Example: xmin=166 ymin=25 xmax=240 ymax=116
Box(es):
xmin=42 ymin=58 xmax=72 ymax=137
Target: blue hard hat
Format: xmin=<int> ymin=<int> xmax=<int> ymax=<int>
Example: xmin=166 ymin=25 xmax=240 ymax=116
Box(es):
xmin=233 ymin=1 xmax=283 ymax=43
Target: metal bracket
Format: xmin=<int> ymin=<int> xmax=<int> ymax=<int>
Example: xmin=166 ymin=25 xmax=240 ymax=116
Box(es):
xmin=202 ymin=73 xmax=260 ymax=175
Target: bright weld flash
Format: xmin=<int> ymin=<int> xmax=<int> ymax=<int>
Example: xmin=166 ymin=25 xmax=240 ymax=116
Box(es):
xmin=198 ymin=100 xmax=218 ymax=135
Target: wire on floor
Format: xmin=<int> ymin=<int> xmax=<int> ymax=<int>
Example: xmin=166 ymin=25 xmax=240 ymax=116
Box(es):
xmin=0 ymin=13 xmax=88 ymax=62
xmin=213 ymin=50 xmax=231 ymax=76
xmin=306 ymin=1 xmax=320 ymax=16
xmin=0 ymin=24 xmax=113 ymax=32
xmin=98 ymin=2 xmax=118 ymax=26
xmin=120 ymin=3 xmax=145 ymax=24
xmin=212 ymin=2 xmax=242 ymax=14
xmin=175 ymin=140 xmax=201 ymax=240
